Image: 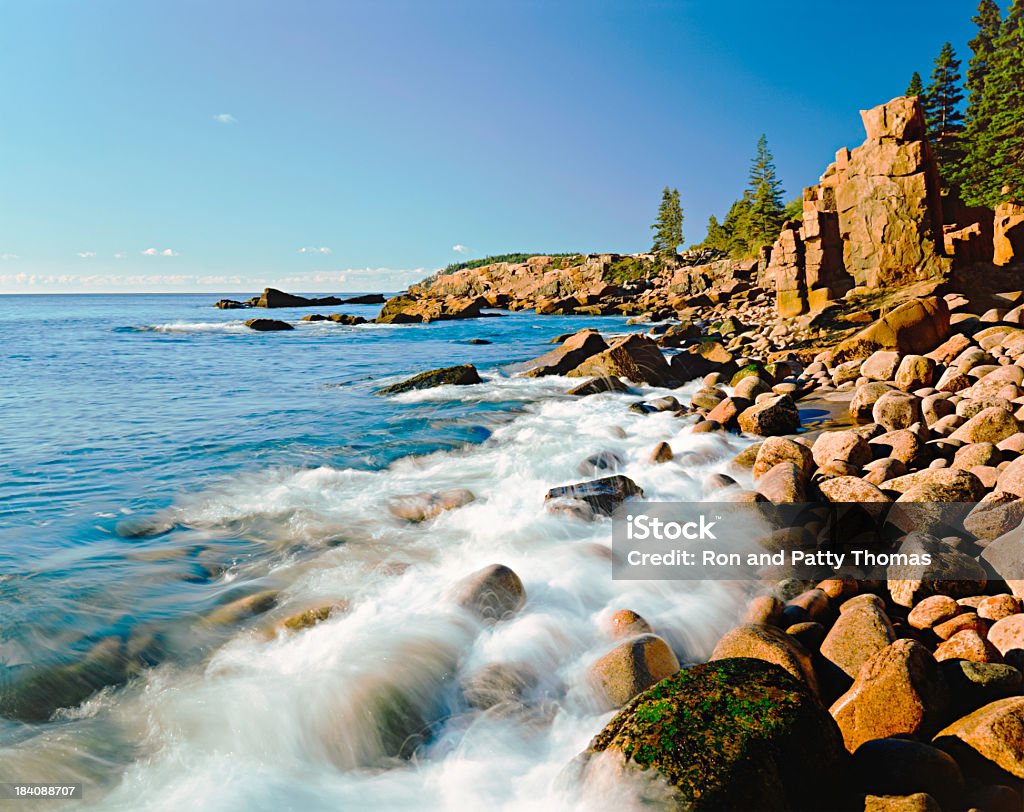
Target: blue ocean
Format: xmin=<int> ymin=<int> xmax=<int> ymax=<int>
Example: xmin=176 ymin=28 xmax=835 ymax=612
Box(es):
xmin=0 ymin=293 xmax=750 ymax=811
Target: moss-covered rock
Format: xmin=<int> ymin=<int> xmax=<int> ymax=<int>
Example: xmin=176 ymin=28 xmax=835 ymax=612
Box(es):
xmin=581 ymin=658 xmax=849 ymax=811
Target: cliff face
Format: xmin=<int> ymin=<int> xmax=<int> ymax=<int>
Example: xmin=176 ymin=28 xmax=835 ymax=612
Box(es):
xmin=766 ymin=96 xmax=951 ymax=318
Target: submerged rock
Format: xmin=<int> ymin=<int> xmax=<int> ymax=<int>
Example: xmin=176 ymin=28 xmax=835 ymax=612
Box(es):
xmin=580 ymin=658 xmax=848 ymax=811
xmin=454 ymin=564 xmax=526 ymax=623
xmin=387 ymin=489 xmax=475 ymax=523
xmin=377 ymin=364 xmax=483 ymax=395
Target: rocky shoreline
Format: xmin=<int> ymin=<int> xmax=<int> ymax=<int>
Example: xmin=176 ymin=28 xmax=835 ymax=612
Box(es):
xmin=366 ymin=292 xmax=1024 ymax=809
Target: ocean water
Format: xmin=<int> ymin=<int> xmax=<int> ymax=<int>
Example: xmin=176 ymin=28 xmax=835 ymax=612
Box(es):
xmin=0 ymin=293 xmax=755 ymax=810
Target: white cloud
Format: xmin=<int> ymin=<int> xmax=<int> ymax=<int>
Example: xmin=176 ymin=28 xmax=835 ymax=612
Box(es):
xmin=161 ymin=248 xmax=179 ymax=257
xmin=0 ymin=267 xmax=428 ymax=294
xmin=298 ymin=246 xmax=332 ymax=255
xmin=114 ymin=252 xmax=127 ymax=259
xmin=0 ymin=253 xmax=19 ymax=260
xmin=142 ymin=248 xmax=178 ymax=257
xmin=77 ymin=251 xmax=97 ymax=259
xmin=142 ymin=248 xmax=158 ymax=256
xmin=213 ymin=113 xmax=238 ymax=125
xmin=452 ymin=244 xmax=469 ymax=254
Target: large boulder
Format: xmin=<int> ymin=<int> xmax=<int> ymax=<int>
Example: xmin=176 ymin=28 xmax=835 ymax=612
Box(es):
xmin=885 ymin=535 xmax=988 ymax=608
xmin=980 ymin=527 xmax=1024 ymax=598
xmin=517 ymin=330 xmax=608 ymax=377
xmin=710 ymin=623 xmax=819 ymax=695
xmin=829 ymin=639 xmax=950 ymax=751
xmin=933 ymin=697 xmax=1024 ymax=781
xmin=737 ymin=394 xmax=801 ymax=436
xmin=831 ymin=297 xmax=950 ymax=364
xmin=567 ymin=334 xmax=675 ymax=386
xmin=812 ymin=430 xmax=872 ymax=469
xmin=949 ymin=406 xmax=1022 ymax=445
xmin=581 ymin=659 xmax=849 ymax=811
xmin=820 ymin=602 xmax=896 ymax=682
xmin=377 ymin=364 xmax=483 ymax=395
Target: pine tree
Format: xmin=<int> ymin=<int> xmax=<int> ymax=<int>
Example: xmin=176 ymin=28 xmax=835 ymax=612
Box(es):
xmin=925 ymin=42 xmax=966 ymax=185
xmin=987 ymin=0 xmax=1024 ymax=203
xmin=906 ymin=71 xmax=925 ymax=98
xmin=746 ymin=135 xmax=785 ymax=252
xmin=703 ymin=214 xmax=728 ymax=251
xmin=650 ymin=187 xmax=684 ymax=253
xmin=956 ymin=0 xmax=1002 ymax=205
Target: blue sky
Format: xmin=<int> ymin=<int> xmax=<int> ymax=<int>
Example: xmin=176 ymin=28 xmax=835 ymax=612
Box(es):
xmin=0 ymin=1 xmax=979 ymax=293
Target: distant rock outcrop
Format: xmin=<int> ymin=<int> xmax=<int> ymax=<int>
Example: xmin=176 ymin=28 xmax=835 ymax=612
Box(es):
xmin=215 ymin=288 xmax=356 ymax=309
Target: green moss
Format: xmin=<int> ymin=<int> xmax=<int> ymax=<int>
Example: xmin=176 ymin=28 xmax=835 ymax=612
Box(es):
xmin=587 ymin=658 xmax=849 ymax=811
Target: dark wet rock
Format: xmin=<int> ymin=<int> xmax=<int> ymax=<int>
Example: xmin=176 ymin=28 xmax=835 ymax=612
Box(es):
xmin=256 ymin=288 xmax=344 ymax=308
xmin=454 ymin=564 xmax=526 ymax=623
xmin=327 ymin=313 xmax=367 ymax=325
xmin=580 ymin=658 xmax=848 ymax=812
xmin=939 ymin=659 xmax=1024 ymax=717
xmin=377 ymin=364 xmax=482 ymax=395
xmin=545 ymin=475 xmax=643 ymax=518
xmin=245 ymin=318 xmax=293 ymax=331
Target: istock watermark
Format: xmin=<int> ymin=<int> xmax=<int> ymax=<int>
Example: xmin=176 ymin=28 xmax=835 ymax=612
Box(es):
xmin=611 ymin=502 xmax=998 ymax=581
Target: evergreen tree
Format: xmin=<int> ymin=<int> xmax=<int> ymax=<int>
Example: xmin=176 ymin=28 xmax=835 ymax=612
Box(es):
xmin=956 ymin=0 xmax=1002 ymax=205
xmin=746 ymin=135 xmax=785 ymax=252
xmin=906 ymin=71 xmax=925 ymax=98
xmin=650 ymin=187 xmax=684 ymax=253
xmin=703 ymin=214 xmax=728 ymax=251
xmin=925 ymin=42 xmax=966 ymax=184
xmin=987 ymin=0 xmax=1024 ymax=203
